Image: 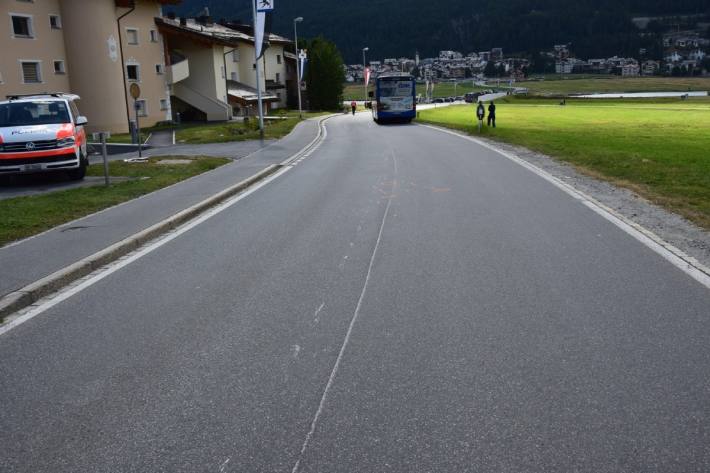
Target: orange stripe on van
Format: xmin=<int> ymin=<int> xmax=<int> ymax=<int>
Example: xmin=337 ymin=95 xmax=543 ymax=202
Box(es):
xmin=0 ymin=148 xmax=76 ymax=160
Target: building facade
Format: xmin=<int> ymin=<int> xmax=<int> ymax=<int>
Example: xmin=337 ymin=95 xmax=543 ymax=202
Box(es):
xmin=156 ymin=16 xmax=294 ymax=120
xmin=1 ymin=0 xmax=175 ymax=133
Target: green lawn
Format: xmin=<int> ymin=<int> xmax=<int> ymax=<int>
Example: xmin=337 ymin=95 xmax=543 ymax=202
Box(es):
xmin=0 ymin=157 xmax=229 ymax=246
xmin=417 ymin=97 xmax=710 ymax=229
xmin=516 ymin=76 xmax=710 ymax=95
xmin=101 ymin=111 xmax=327 ymax=145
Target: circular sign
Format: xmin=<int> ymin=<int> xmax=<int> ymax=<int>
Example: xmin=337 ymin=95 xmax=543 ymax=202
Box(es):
xmin=129 ymin=83 xmax=141 ymax=100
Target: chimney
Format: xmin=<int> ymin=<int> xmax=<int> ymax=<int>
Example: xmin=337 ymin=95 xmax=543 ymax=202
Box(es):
xmin=179 ymin=17 xmax=187 ymax=26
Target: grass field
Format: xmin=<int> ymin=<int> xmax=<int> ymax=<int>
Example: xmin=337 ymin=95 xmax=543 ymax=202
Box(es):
xmin=516 ymin=76 xmax=710 ymax=95
xmin=417 ymin=97 xmax=710 ymax=229
xmin=0 ymin=157 xmax=229 ymax=246
xmin=104 ymin=111 xmax=326 ymax=145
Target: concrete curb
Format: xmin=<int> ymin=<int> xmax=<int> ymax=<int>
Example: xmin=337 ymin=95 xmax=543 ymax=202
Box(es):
xmin=0 ymin=113 xmax=334 ymax=322
xmin=0 ymin=164 xmax=280 ymax=321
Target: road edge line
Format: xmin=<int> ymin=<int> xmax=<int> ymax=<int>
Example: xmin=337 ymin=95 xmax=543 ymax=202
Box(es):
xmin=0 ymin=114 xmax=335 ymax=322
xmin=0 ymin=164 xmax=280 ymax=321
xmin=417 ymin=123 xmax=710 ymax=290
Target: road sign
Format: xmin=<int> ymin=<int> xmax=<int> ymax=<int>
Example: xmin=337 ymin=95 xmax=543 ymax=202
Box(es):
xmin=129 ymin=83 xmax=141 ymax=100
xmin=257 ymin=0 xmax=274 ymax=12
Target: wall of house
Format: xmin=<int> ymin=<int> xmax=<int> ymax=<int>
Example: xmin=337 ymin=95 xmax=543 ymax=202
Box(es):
xmin=0 ymin=0 xmax=71 ymax=98
xmin=168 ymin=38 xmax=229 ymax=121
xmin=263 ymin=44 xmax=288 ymax=108
xmin=117 ymin=0 xmax=171 ymax=129
xmin=59 ymin=0 xmax=128 ymax=133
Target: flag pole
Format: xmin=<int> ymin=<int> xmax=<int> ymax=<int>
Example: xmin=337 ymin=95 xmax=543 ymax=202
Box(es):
xmin=252 ymin=0 xmax=265 ymax=137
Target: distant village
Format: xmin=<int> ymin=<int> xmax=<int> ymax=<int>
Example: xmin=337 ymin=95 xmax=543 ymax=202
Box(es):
xmin=345 ymin=28 xmax=710 ymax=82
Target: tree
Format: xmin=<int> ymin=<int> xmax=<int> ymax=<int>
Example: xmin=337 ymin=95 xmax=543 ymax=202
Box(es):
xmin=304 ymin=36 xmax=346 ymax=111
xmin=483 ymin=61 xmax=497 ymax=78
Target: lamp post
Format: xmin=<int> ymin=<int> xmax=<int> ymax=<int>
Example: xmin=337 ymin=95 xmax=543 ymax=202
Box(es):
xmin=362 ymin=47 xmax=369 ymax=103
xmin=294 ymin=16 xmax=303 ymax=119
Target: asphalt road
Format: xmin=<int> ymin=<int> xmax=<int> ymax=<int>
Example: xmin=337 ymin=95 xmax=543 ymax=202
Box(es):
xmin=1 ymin=113 xmax=709 ymax=472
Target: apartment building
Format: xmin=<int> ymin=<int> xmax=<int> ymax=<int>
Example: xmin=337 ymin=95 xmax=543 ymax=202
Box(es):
xmin=1 ymin=0 xmax=176 ymax=133
xmin=156 ymin=15 xmax=295 ymax=120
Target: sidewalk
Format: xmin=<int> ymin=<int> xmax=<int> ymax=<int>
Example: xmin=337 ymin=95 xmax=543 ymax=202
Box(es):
xmin=0 ymin=118 xmax=321 ymax=299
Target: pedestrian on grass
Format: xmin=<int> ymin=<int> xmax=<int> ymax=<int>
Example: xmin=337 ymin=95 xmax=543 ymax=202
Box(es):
xmin=476 ymin=101 xmax=485 ymax=132
xmin=487 ymin=100 xmax=496 ymax=128
xmin=351 ymin=101 xmax=357 ymax=116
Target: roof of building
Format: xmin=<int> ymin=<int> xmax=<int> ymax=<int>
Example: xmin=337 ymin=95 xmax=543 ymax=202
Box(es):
xmin=155 ymin=17 xmax=292 ymax=48
xmin=227 ymin=80 xmax=279 ymax=104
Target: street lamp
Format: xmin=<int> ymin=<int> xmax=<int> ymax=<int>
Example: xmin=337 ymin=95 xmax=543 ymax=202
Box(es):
xmin=294 ymin=17 xmax=304 ymax=119
xmin=362 ymin=47 xmax=369 ymax=103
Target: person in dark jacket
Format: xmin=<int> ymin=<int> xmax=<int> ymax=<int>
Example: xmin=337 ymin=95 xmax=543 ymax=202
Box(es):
xmin=487 ymin=101 xmax=496 ymax=127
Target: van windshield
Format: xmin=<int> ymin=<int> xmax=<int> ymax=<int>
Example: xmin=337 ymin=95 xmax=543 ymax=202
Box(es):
xmin=0 ymin=101 xmax=71 ymax=126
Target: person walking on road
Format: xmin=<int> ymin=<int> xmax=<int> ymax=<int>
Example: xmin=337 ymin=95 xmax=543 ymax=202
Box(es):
xmin=476 ymin=101 xmax=485 ymax=132
xmin=487 ymin=100 xmax=496 ymax=128
xmin=351 ymin=101 xmax=357 ymax=116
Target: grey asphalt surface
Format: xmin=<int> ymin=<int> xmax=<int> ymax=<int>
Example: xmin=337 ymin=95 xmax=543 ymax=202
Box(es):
xmin=0 ymin=118 xmax=319 ymax=297
xmin=1 ymin=113 xmax=710 ymax=472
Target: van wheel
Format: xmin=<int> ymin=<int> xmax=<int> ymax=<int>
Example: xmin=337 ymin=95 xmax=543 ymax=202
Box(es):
xmin=67 ymin=156 xmax=88 ymax=181
xmin=67 ymin=164 xmax=86 ymax=181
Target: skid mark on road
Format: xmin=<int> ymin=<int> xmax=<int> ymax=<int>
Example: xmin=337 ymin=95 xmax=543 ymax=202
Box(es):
xmin=290 ymin=149 xmax=399 ymax=473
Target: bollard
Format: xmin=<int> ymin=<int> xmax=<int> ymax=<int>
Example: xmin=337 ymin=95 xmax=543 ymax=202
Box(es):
xmin=99 ymin=132 xmax=110 ymax=186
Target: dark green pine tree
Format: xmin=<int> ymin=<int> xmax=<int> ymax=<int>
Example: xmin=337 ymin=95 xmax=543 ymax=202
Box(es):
xmin=305 ymin=36 xmax=346 ymax=111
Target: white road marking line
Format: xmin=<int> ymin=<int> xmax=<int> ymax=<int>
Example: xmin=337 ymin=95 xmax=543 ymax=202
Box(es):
xmin=0 ymin=167 xmax=292 ymax=337
xmin=418 ymin=123 xmax=710 ymax=290
xmin=290 ymin=150 xmax=398 ymax=473
xmin=219 ymin=457 xmax=230 ymax=473
xmin=313 ymin=302 xmax=325 ymax=323
xmin=1 ymin=120 xmax=335 ymax=336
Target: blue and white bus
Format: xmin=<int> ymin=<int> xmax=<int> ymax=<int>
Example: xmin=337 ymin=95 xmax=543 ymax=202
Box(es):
xmin=371 ymin=73 xmax=416 ymax=124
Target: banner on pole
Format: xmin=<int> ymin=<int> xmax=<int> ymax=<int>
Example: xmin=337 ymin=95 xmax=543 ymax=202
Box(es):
xmin=364 ymin=67 xmax=371 ymax=87
xmin=255 ymin=0 xmax=274 ymax=59
xmin=298 ymin=49 xmax=308 ymax=82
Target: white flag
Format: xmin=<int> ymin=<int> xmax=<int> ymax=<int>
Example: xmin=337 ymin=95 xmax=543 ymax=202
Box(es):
xmin=255 ymin=10 xmax=266 ymax=58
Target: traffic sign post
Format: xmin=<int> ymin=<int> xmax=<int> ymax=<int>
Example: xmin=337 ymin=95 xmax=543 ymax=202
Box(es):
xmin=129 ymin=83 xmax=145 ymax=161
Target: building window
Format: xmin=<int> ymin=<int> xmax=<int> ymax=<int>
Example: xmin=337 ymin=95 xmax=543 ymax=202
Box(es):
xmin=21 ymin=61 xmax=41 ymax=83
xmin=126 ymin=28 xmax=138 ymax=45
xmin=276 ymin=54 xmax=282 ymax=64
xmin=220 ymin=66 xmax=225 ymax=79
xmin=53 ymin=60 xmax=65 ymax=74
xmin=11 ymin=15 xmax=33 ymax=38
xmin=149 ymin=30 xmax=158 ymax=42
xmin=0 ymin=71 xmax=4 ymax=84
xmin=232 ymin=50 xmax=239 ymax=62
xmin=126 ymin=64 xmax=140 ymax=81
xmin=159 ymin=98 xmax=168 ymax=110
xmin=135 ymin=99 xmax=147 ymax=117
xmin=230 ymin=71 xmax=237 ymax=81
xmin=49 ymin=15 xmax=61 ymax=29
xmin=275 ymin=72 xmax=280 ymax=83
xmin=155 ymin=64 xmax=164 ymax=75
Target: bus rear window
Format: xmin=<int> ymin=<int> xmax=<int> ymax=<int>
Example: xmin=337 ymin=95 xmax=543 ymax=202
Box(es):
xmin=379 ymin=80 xmax=413 ymax=98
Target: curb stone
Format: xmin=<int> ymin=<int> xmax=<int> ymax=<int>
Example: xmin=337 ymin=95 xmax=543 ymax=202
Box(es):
xmin=0 ymin=164 xmax=280 ymax=321
xmin=0 ymin=113 xmax=333 ymax=324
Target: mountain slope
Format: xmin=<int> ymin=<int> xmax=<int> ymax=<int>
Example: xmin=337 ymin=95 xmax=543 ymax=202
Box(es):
xmin=171 ymin=0 xmax=710 ymax=62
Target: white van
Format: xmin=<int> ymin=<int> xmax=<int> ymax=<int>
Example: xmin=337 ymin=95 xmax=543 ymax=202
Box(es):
xmin=0 ymin=94 xmax=89 ymax=180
